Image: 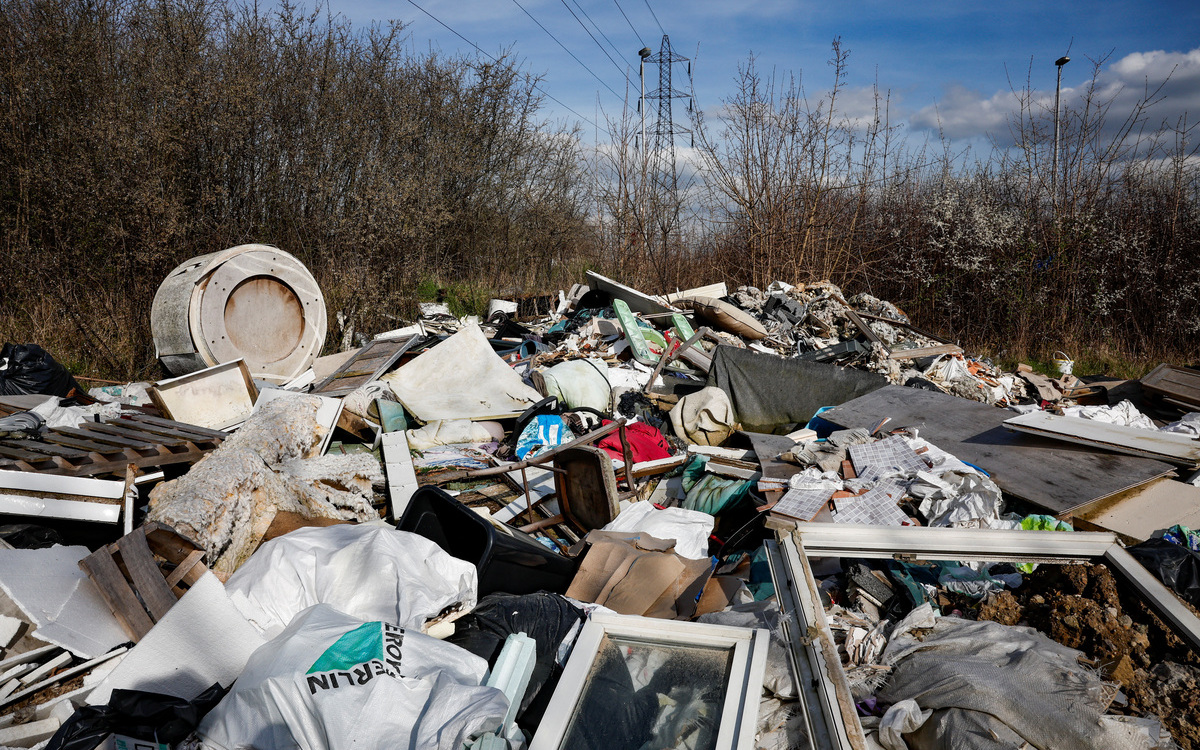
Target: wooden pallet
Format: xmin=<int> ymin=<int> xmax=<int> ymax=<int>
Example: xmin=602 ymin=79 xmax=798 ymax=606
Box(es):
xmin=310 ymin=335 xmax=420 ymax=397
xmin=79 ymin=522 xmax=208 ymax=642
xmin=0 ymin=407 xmax=226 ymax=478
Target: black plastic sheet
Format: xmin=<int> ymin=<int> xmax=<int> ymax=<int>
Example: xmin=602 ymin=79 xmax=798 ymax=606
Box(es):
xmin=706 ymin=345 xmax=888 ymax=434
xmin=46 ymin=683 xmax=228 ymax=750
xmin=1127 ymin=537 xmax=1200 ymax=607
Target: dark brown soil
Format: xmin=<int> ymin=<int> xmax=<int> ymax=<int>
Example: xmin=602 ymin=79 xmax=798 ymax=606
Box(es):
xmin=971 ymin=563 xmax=1200 ymax=749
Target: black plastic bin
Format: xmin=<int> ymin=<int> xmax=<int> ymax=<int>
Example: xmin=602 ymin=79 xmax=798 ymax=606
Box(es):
xmin=397 ymin=486 xmax=579 ymax=596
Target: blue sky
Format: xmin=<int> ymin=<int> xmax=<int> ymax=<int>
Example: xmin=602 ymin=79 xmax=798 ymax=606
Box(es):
xmin=327 ymin=0 xmax=1200 ymax=148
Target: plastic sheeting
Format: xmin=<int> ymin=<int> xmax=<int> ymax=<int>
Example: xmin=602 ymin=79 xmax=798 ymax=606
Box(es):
xmin=198 ymin=604 xmax=509 ymax=750
xmin=381 ymin=324 xmax=543 ymax=422
xmin=406 ymin=420 xmax=504 ymax=450
xmin=1062 ymin=399 xmax=1157 ymax=430
xmin=879 ymin=617 xmax=1156 ymax=750
xmin=225 ymin=525 xmax=478 ymax=638
xmin=537 ymin=359 xmax=611 ymax=412
xmin=706 ymin=345 xmax=887 ymax=434
xmin=600 ymin=502 xmax=714 ymax=561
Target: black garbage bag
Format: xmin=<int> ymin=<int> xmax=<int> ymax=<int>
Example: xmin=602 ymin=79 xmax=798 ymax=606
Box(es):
xmin=1127 ymin=538 xmax=1200 ymax=607
xmin=445 ymin=591 xmax=585 ymax=732
xmin=0 ymin=343 xmax=83 ymax=398
xmin=45 ymin=683 xmax=228 ymax=750
xmin=0 ymin=524 xmax=63 ymax=549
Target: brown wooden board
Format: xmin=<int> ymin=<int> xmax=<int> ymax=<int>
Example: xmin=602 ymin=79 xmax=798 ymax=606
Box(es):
xmin=123 ymin=414 xmax=230 ymax=440
xmin=1141 ymin=364 xmax=1200 ymax=409
xmin=820 ymin=385 xmax=1176 ymax=514
xmin=117 ymin=528 xmax=179 ymax=620
xmin=80 ymin=547 xmax=156 ymax=641
xmin=52 ymin=426 xmax=157 ymax=450
xmin=311 ymin=336 xmax=419 ymax=397
xmin=79 ymin=523 xmax=208 ymax=642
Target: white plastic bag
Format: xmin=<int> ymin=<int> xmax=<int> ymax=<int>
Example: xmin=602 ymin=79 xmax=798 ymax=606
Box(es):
xmin=601 ymin=501 xmax=714 ymax=560
xmin=877 ymin=699 xmax=932 ymax=750
xmin=225 ymin=524 xmax=477 ymax=638
xmin=198 ymin=604 xmax=509 ymax=750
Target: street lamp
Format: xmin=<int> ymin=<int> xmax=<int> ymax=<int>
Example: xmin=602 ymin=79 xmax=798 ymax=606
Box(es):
xmin=1052 ymin=55 xmax=1070 ymax=208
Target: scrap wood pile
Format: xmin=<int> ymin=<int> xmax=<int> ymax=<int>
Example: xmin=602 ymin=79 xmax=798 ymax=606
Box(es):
xmin=0 ymin=249 xmax=1198 ymax=750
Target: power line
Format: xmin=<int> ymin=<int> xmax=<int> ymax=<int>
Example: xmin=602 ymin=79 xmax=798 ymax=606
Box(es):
xmin=512 ymin=0 xmax=623 ymax=101
xmin=557 ymin=0 xmax=629 ymax=84
xmin=642 ymin=0 xmax=664 ymax=35
xmin=611 ymin=0 xmax=646 ymax=48
xmin=568 ymin=0 xmax=629 ymax=71
xmin=405 ymin=0 xmax=611 ymax=138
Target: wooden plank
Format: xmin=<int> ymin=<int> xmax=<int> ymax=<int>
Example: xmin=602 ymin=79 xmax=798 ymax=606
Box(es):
xmin=40 ymin=433 xmax=130 ymax=453
xmin=844 ymin=308 xmax=886 ymax=349
xmin=164 ymin=549 xmax=205 ymax=589
xmin=856 ymin=311 xmax=954 ymax=346
xmin=312 ymin=335 xmax=418 ymax=397
xmin=821 ymin=385 xmax=1176 ymax=515
xmin=123 ymin=414 xmax=229 ymax=440
xmin=115 ymin=528 xmax=178 ymax=620
xmin=4 ymin=444 xmax=209 ymax=479
xmin=84 ymin=423 xmax=187 ymax=447
xmin=53 ymin=426 xmax=158 ymax=450
xmin=144 ymin=522 xmax=204 ymax=564
xmin=0 ymin=444 xmax=51 ymax=462
xmin=1004 ymin=411 xmax=1200 ymax=467
xmin=107 ymin=419 xmax=218 ymax=442
xmin=886 ymin=344 xmax=963 ymax=360
xmin=4 ymin=439 xmax=89 ymax=459
xmin=78 ymin=549 xmax=154 ymax=641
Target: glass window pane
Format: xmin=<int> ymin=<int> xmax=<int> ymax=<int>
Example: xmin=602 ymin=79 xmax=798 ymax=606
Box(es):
xmin=560 ymin=633 xmax=736 ymax=750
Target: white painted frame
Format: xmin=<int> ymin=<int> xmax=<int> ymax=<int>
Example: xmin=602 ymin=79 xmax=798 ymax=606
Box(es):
xmin=530 ymin=612 xmax=769 ymax=750
xmin=766 ymin=521 xmax=1200 ymax=750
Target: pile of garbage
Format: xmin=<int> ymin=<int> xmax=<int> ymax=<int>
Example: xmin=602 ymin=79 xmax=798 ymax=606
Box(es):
xmin=0 ymin=255 xmax=1198 ymax=750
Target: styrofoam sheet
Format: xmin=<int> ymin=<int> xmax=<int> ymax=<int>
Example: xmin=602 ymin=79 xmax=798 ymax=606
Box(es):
xmin=86 ymin=572 xmax=266 ymax=705
xmin=0 ymin=546 xmax=128 ymax=659
xmin=381 ymin=324 xmax=542 ymax=422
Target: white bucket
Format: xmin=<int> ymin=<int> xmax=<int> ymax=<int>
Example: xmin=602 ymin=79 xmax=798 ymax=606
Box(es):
xmin=1051 ymin=350 xmax=1074 ymax=376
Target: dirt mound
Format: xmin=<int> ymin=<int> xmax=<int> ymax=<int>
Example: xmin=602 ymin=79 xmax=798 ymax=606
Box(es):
xmin=971 ymin=562 xmax=1198 ymax=749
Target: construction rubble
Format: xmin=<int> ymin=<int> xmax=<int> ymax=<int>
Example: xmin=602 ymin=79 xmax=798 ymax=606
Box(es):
xmin=1 ymin=254 xmax=1200 ymax=750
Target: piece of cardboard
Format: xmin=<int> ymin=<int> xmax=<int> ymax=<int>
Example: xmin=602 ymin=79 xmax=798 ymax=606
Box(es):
xmin=694 ymin=575 xmax=749 ymax=617
xmin=566 ymin=530 xmax=713 ymax=619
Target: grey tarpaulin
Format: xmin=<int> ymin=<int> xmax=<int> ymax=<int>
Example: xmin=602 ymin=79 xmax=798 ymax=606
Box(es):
xmin=705 ymin=346 xmax=888 ymax=434
xmin=878 ymin=617 xmax=1155 ymax=750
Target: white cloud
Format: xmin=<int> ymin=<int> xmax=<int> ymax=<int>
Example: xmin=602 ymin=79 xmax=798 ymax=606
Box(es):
xmin=910 ymin=47 xmax=1200 ymax=143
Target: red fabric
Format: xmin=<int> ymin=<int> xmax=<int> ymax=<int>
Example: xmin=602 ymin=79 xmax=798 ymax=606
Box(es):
xmin=597 ymin=420 xmax=672 ymax=463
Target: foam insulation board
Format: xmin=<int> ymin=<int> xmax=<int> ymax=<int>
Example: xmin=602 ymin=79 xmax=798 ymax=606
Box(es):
xmin=86 ymin=572 xmax=265 ymax=706
xmin=0 ymin=614 xmax=21 ymax=651
xmin=0 ymin=717 xmax=59 ymax=747
xmin=0 ymin=546 xmax=128 ymax=659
